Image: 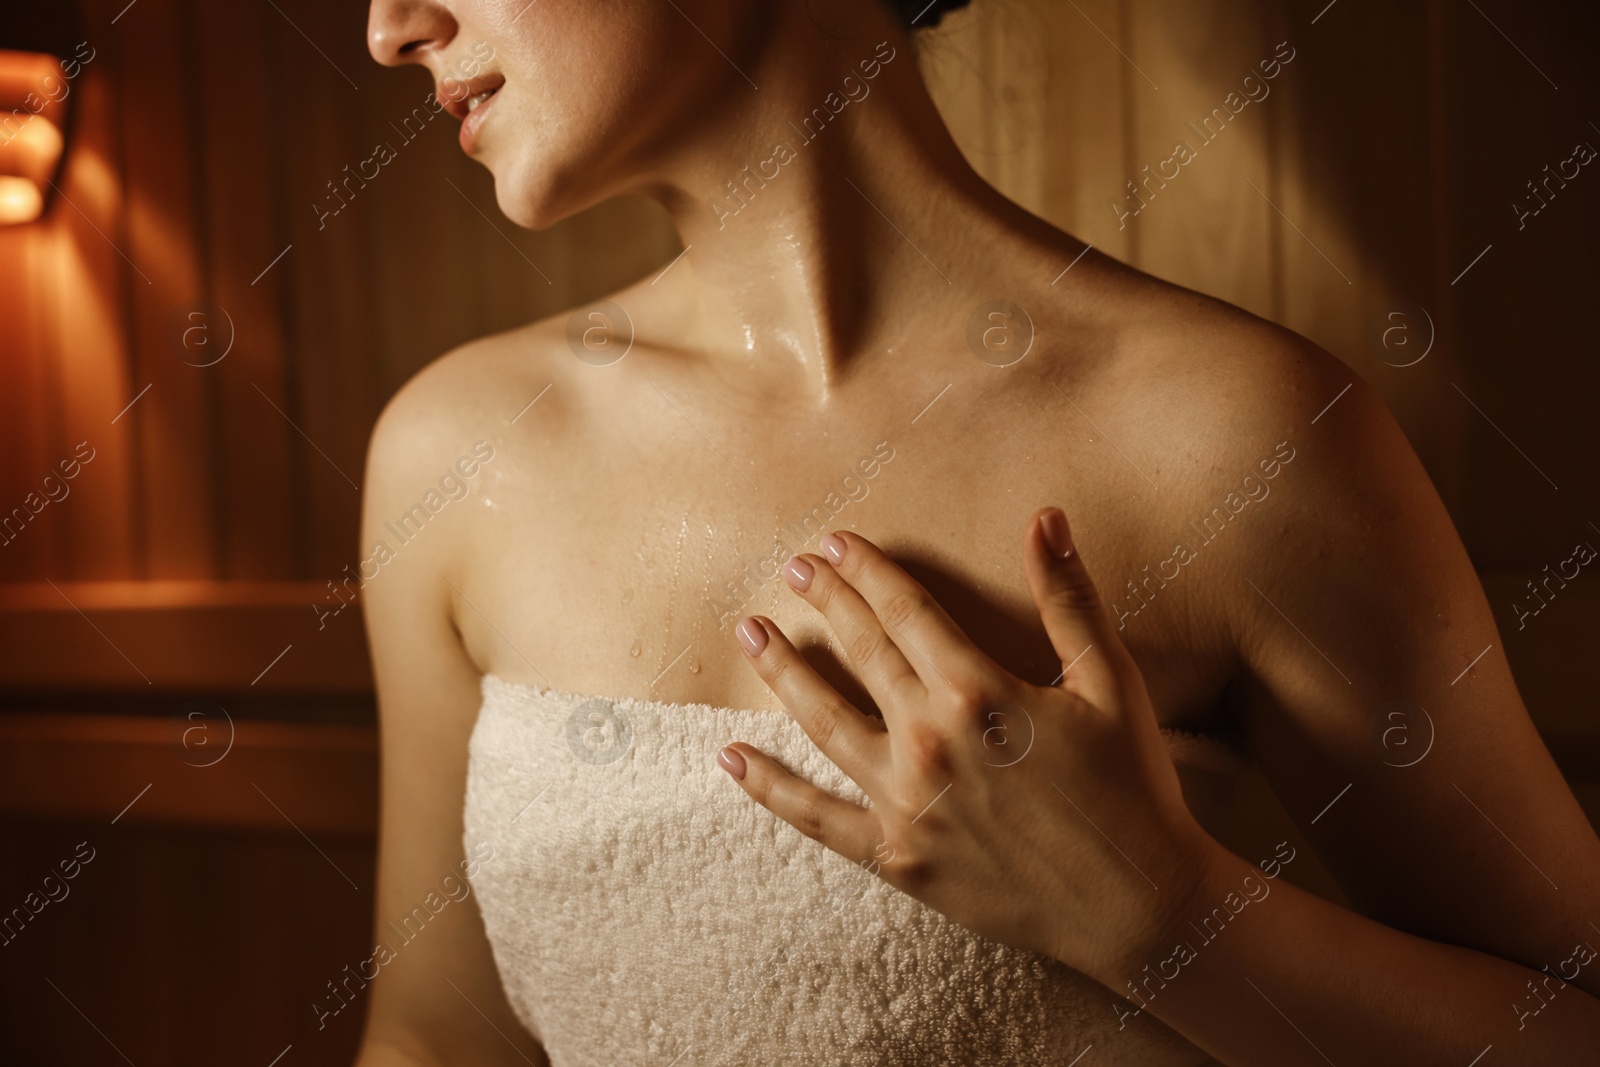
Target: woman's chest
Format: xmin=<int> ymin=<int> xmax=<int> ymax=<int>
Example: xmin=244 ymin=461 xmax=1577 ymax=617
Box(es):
xmin=454 ymin=389 xmax=1235 ymax=730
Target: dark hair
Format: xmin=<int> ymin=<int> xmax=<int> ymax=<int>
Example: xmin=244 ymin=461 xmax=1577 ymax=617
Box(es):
xmin=892 ymin=0 xmax=972 ymax=30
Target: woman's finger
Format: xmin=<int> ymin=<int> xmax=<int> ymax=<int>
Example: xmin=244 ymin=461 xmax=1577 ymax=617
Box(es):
xmin=780 ymin=552 xmax=923 ymax=715
xmin=717 ymin=742 xmax=883 ymax=862
xmin=1021 ymin=507 xmax=1131 ymax=703
xmin=813 ymin=531 xmax=986 ymax=693
xmin=736 ymin=615 xmax=889 ymax=791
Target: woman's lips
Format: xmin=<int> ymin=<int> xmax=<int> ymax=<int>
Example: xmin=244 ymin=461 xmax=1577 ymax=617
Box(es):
xmin=438 ymin=72 xmax=505 ymax=154
xmin=458 ymin=87 xmax=498 ymax=153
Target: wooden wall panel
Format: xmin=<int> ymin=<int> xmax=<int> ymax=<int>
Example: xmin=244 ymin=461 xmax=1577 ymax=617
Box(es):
xmin=0 ymin=714 xmax=376 ymax=833
xmin=1442 ymin=1 xmax=1600 ymax=568
xmin=0 ymin=220 xmax=56 ymax=580
xmin=0 ymin=818 xmax=373 ymax=1067
xmin=1269 ymin=0 xmax=1471 ymax=516
xmin=922 ymin=0 xmax=1134 ymax=260
xmin=48 ymin=56 xmax=141 ymax=581
xmin=1266 ymin=1 xmax=1362 ymax=362
xmin=275 ymin=0 xmax=382 ymax=581
xmin=193 ymin=0 xmax=298 ymax=579
xmin=0 ymin=581 xmax=371 ymax=693
xmin=114 ymin=0 xmax=217 ymax=579
xmin=1124 ymin=0 xmax=1278 ymax=320
xmin=921 ymin=4 xmax=1057 ymax=209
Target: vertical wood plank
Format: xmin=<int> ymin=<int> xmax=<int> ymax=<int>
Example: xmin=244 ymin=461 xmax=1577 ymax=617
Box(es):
xmin=1439 ymin=0 xmax=1600 ymax=564
xmin=1423 ymin=0 xmax=1464 ymax=518
xmin=922 ymin=0 xmax=1133 ymax=259
xmin=272 ymin=0 xmax=378 ymax=580
xmin=1123 ymin=0 xmax=1277 ymax=318
xmin=0 ymin=223 xmax=57 ymax=580
xmin=192 ymin=0 xmax=297 ymax=580
xmin=112 ymin=0 xmax=217 ymax=579
xmin=1269 ymin=0 xmax=1470 ymax=518
xmin=49 ymin=53 xmax=141 ymax=581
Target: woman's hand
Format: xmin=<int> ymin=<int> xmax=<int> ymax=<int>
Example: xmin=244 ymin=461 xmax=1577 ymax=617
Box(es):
xmin=717 ymin=507 xmax=1224 ymax=985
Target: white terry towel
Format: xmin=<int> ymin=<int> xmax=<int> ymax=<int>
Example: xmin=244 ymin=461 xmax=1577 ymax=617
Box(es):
xmin=464 ymin=675 xmax=1228 ymax=1066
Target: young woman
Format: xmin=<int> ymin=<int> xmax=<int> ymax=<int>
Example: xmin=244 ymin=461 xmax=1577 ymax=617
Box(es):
xmin=352 ymin=1 xmax=1600 ymax=1063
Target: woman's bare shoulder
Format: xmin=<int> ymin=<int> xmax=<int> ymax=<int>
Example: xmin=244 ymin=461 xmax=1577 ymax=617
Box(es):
xmin=1043 ymin=262 xmax=1363 ymax=542
xmin=361 ymin=263 xmax=708 ymax=497
xmin=1093 ymin=264 xmax=1356 ymax=438
xmin=370 ymin=318 xmax=573 ymax=452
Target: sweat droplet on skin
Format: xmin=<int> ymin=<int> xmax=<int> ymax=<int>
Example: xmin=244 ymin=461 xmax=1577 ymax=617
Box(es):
xmin=629 ymin=639 xmax=642 ymax=658
xmin=654 ymin=515 xmax=689 ymax=676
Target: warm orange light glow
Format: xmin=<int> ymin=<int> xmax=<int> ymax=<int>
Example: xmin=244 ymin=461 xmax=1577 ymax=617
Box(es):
xmin=0 ymin=174 xmax=43 ymax=223
xmin=0 ymin=112 xmax=61 ymax=188
xmin=3 ymin=112 xmax=62 ymax=164
xmin=0 ymin=50 xmax=70 ymax=224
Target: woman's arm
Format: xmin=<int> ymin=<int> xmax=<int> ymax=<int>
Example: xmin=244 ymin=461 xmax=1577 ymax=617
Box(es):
xmin=1164 ymin=358 xmax=1600 ymax=1061
xmin=353 ymin=377 xmax=546 ymax=1067
xmin=1114 ymin=841 xmax=1600 ymax=1064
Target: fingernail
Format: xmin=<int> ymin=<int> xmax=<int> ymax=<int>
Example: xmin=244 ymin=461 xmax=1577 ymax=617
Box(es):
xmin=736 ymin=617 xmax=768 ymax=656
xmin=782 ymin=556 xmax=814 ymax=591
xmin=1041 ymin=509 xmax=1074 ymax=558
xmin=820 ymin=533 xmax=847 ymax=564
xmin=717 ymin=746 xmax=747 ymax=780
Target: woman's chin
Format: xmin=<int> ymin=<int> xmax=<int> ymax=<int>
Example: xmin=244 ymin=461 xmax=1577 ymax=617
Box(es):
xmin=481 ymin=175 xmax=539 ymax=230
xmin=500 ymin=199 xmax=559 ymax=233
xmin=490 ymin=170 xmax=589 ymax=233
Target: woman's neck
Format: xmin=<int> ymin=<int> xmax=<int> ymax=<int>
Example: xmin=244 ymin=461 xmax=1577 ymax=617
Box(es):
xmin=637 ymin=25 xmax=1034 ymax=395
